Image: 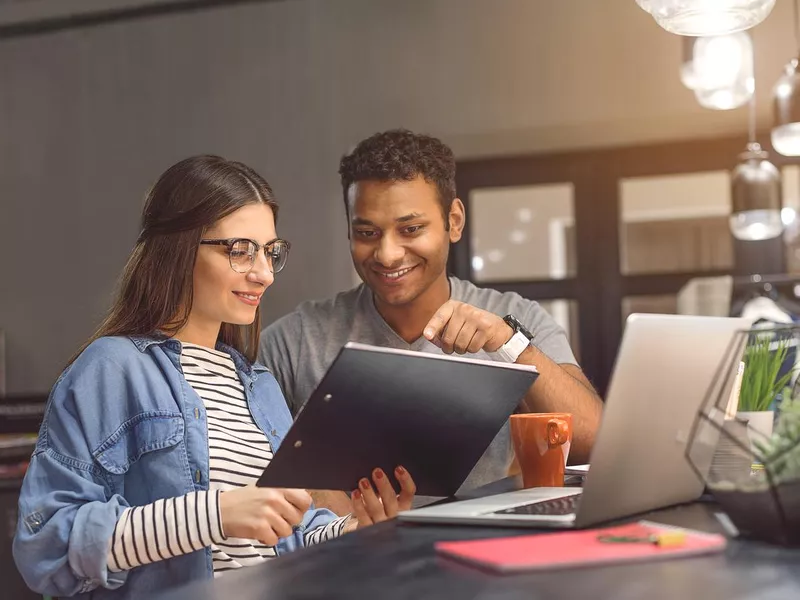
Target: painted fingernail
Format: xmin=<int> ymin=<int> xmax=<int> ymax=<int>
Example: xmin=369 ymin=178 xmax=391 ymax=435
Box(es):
xmin=360 ymin=478 xmax=370 ymax=490
xmin=424 ymin=329 xmax=433 ymax=338
xmin=352 ymin=489 xmax=361 ymax=500
xmin=374 ymin=469 xmax=384 ymax=480
xmin=395 ymin=465 xmax=406 ymax=476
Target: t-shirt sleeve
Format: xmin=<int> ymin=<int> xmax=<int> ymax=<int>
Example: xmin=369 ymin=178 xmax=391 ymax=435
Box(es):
xmin=259 ymin=312 xmax=303 ymax=416
xmin=521 ymin=301 xmax=578 ymax=367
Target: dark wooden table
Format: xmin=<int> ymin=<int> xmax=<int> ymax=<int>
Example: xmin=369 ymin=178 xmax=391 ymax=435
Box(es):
xmin=155 ymin=478 xmax=800 ymax=600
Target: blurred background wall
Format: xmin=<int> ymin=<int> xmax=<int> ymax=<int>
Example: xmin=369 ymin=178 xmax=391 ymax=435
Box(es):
xmin=1 ymin=0 xmax=797 ymax=393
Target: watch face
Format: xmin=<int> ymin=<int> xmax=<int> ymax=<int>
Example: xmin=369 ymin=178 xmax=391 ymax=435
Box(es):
xmin=504 ymin=314 xmax=533 ymax=341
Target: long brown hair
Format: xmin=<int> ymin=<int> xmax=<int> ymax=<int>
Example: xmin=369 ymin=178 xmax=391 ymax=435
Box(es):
xmin=70 ymin=155 xmax=279 ymax=365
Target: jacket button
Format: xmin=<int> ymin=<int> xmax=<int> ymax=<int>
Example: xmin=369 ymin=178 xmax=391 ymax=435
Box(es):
xmin=194 ymin=408 xmax=200 ymax=419
xmin=195 ymin=470 xmax=201 ymax=483
xmin=271 ymin=429 xmax=277 ymax=436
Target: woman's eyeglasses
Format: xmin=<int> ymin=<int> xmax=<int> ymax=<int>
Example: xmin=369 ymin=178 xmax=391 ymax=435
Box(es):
xmin=199 ymin=238 xmax=291 ymax=274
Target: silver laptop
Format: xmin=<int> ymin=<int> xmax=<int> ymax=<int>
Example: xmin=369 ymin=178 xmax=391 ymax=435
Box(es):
xmin=397 ymin=313 xmax=751 ymax=528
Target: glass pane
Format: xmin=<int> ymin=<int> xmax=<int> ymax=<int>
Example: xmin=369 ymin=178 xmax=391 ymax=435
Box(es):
xmin=782 ymin=165 xmax=800 ymax=273
xmin=470 ymin=184 xmax=575 ymax=282
xmin=0 ymin=329 xmax=5 ymax=396
xmin=537 ymin=299 xmax=581 ymax=362
xmin=676 ymin=275 xmax=734 ymax=317
xmin=621 ymin=295 xmax=678 ymax=324
xmin=620 ymin=172 xmax=734 ymax=275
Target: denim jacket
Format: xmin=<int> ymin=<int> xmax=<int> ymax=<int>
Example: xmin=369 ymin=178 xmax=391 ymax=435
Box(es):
xmin=13 ymin=335 xmax=338 ymax=599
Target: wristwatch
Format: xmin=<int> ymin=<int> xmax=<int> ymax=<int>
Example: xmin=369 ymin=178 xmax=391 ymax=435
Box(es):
xmin=492 ymin=314 xmax=533 ymax=363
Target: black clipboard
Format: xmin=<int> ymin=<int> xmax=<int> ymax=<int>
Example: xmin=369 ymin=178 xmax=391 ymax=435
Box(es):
xmin=257 ymin=342 xmax=538 ymax=497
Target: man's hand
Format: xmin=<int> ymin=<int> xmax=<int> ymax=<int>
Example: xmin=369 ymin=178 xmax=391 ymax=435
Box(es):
xmin=423 ymin=300 xmax=513 ymax=354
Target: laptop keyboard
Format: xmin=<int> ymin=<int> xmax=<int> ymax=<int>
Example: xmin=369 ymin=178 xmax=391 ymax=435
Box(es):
xmin=491 ymin=493 xmax=580 ymax=516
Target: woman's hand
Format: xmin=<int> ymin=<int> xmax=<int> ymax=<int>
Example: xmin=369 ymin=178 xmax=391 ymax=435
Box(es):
xmin=348 ymin=465 xmax=416 ymax=529
xmin=219 ymin=486 xmax=312 ymax=545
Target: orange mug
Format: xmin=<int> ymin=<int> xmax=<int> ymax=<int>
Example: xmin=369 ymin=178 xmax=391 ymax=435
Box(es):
xmin=509 ymin=413 xmax=573 ymax=488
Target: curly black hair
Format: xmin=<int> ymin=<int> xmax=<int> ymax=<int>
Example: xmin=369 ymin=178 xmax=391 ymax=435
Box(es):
xmin=338 ymin=129 xmax=456 ymax=226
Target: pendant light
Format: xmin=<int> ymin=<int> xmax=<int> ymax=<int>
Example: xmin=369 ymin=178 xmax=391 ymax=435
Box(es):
xmin=636 ymin=0 xmax=775 ymax=37
xmin=731 ymin=88 xmax=784 ymax=241
xmin=771 ymin=0 xmax=800 ymax=156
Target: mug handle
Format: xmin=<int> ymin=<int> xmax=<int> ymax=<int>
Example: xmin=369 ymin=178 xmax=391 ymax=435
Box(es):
xmin=546 ymin=418 xmax=570 ymax=448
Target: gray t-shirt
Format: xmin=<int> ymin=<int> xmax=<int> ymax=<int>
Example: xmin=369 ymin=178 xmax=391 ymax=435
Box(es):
xmin=259 ymin=276 xmax=577 ymax=495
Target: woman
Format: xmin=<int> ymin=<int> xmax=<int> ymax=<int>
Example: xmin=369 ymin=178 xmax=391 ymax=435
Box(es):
xmin=13 ymin=155 xmax=416 ymax=599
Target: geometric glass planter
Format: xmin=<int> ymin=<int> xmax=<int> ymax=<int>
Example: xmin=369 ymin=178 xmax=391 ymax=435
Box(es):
xmin=686 ymin=324 xmax=800 ymax=546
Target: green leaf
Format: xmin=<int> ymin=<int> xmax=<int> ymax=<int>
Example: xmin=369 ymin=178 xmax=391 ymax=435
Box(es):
xmin=739 ymin=335 xmax=797 ymax=412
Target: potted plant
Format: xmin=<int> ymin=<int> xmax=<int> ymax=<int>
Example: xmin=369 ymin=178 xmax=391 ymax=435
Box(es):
xmin=737 ymin=334 xmax=794 ymax=447
xmin=754 ymin=397 xmax=800 ymax=483
xmin=708 ymin=397 xmax=800 ymax=545
xmin=687 ymin=325 xmax=800 ymax=546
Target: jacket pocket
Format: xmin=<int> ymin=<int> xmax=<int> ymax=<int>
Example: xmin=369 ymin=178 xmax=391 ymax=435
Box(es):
xmin=92 ymin=411 xmax=184 ymax=475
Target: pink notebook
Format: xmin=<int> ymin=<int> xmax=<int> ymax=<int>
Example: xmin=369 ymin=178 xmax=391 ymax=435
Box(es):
xmin=435 ymin=521 xmax=726 ymax=573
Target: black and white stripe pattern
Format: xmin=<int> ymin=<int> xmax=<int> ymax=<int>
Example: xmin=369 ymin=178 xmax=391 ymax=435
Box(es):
xmin=107 ymin=342 xmax=349 ymax=576
xmin=304 ymin=516 xmax=351 ymax=544
xmin=108 ymin=491 xmax=225 ymax=571
xmin=182 ymin=344 xmax=280 ymax=572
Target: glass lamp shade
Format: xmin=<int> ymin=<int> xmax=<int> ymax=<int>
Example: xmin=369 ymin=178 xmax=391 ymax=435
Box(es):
xmin=771 ymin=57 xmax=800 ymax=156
xmin=729 ymin=142 xmax=784 ymax=241
xmin=636 ymin=0 xmax=776 ymax=36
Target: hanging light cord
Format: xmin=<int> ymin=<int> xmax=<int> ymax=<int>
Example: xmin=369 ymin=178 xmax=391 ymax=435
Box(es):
xmin=748 ymin=30 xmax=757 ymax=146
xmin=795 ymin=0 xmax=800 ymax=55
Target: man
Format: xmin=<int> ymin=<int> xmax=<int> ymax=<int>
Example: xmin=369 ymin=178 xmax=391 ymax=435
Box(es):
xmin=260 ymin=129 xmax=603 ymax=515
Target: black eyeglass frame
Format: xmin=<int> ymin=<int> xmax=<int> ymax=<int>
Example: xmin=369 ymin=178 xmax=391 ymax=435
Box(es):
xmin=199 ymin=237 xmax=291 ymax=274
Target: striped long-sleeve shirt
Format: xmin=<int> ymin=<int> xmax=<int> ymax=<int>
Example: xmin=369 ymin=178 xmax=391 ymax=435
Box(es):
xmin=107 ymin=342 xmax=350 ymax=575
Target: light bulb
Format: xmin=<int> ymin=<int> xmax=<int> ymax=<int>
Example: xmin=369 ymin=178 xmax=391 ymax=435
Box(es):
xmin=730 ymin=211 xmax=784 ymax=240
xmin=694 ymin=34 xmax=746 ymax=89
xmin=688 ymin=32 xmax=754 ymax=110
